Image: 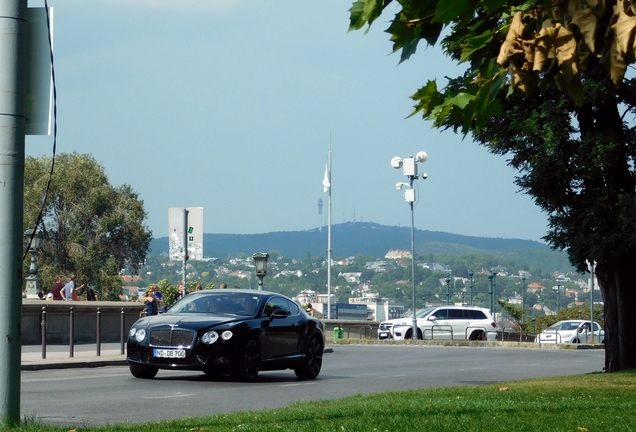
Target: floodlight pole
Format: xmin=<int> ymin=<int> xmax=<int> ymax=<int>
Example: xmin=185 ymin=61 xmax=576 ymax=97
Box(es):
xmin=409 ymin=182 xmax=416 ymax=338
xmin=468 ymin=271 xmax=474 ymax=306
xmin=391 ymin=152 xmax=427 ymax=341
xmin=0 ymin=0 xmax=27 ymax=425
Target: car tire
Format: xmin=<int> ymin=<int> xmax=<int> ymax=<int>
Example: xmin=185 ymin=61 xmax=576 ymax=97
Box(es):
xmin=469 ymin=330 xmax=485 ymax=341
xmin=232 ymin=338 xmax=260 ymax=382
xmin=129 ymin=364 xmax=158 ymax=379
xmin=294 ymin=336 xmax=323 ymax=380
xmin=404 ymin=328 xmax=423 ymax=340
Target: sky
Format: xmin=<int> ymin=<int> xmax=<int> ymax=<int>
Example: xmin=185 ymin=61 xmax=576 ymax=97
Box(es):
xmin=25 ymin=0 xmax=550 ymax=243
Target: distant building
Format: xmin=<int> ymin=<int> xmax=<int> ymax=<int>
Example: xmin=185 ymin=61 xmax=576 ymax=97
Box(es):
xmin=168 ymin=207 xmax=204 ymax=261
xmin=385 ymin=250 xmax=411 ymax=259
xmin=339 ymin=272 xmax=362 ymax=283
xmin=365 ymin=261 xmax=399 ymax=273
xmin=349 ymin=293 xmax=404 ymax=321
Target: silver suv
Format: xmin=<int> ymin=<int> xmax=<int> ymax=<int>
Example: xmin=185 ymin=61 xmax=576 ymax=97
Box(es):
xmin=377 ymin=306 xmax=497 ymax=341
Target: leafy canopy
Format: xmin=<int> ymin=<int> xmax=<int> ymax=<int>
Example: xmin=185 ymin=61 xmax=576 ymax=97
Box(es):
xmin=349 ymin=0 xmax=636 ymax=134
xmin=24 ymin=153 xmax=152 ymax=300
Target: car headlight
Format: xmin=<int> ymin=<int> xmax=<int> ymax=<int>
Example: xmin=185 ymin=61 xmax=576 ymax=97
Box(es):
xmin=394 ymin=322 xmax=408 ymax=327
xmin=129 ymin=328 xmax=146 ymax=343
xmin=202 ymin=331 xmax=219 ymax=345
xmin=221 ymin=330 xmax=233 ymax=341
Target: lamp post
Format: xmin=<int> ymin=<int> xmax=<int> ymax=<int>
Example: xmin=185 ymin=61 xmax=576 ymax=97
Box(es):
xmin=554 ymin=284 xmax=562 ymax=314
xmin=445 ymin=277 xmax=451 ymax=305
xmin=521 ymin=276 xmax=526 ymax=313
xmin=252 ymin=252 xmax=269 ymax=291
xmin=391 ymin=151 xmax=428 ymax=340
xmin=468 ymin=271 xmax=474 ymax=306
xmin=23 ymin=229 xmax=44 ymax=299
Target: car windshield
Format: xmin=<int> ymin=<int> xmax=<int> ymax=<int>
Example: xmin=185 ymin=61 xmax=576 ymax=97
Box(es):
xmin=168 ymin=292 xmax=262 ymax=316
xmin=413 ymin=307 xmax=436 ymax=318
xmin=548 ymin=321 xmax=580 ymax=331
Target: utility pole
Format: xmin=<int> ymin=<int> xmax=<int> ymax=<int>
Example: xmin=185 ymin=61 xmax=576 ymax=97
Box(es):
xmin=0 ymin=0 xmax=27 ymax=425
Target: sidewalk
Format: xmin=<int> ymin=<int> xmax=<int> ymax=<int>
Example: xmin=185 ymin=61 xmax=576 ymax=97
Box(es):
xmin=21 ymin=343 xmax=128 ymax=371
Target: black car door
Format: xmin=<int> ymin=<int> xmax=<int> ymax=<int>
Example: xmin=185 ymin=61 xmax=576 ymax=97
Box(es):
xmin=262 ymin=297 xmax=303 ymax=360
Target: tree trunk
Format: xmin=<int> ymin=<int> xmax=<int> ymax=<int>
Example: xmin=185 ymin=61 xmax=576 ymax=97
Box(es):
xmin=595 ymin=255 xmax=636 ymax=372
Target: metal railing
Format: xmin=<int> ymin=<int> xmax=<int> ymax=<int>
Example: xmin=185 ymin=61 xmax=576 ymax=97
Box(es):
xmin=423 ymin=325 xmax=453 ymax=340
xmin=347 ymin=325 xmax=375 ymax=339
xmin=39 ymin=305 xmax=128 ymax=359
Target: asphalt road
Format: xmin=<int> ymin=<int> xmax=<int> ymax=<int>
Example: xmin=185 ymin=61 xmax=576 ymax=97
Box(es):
xmin=21 ymin=345 xmax=605 ymax=427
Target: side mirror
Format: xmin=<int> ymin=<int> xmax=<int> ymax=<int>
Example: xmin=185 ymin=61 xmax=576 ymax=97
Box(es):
xmin=269 ymin=309 xmax=289 ymax=320
xmin=428 ymin=316 xmax=438 ymax=321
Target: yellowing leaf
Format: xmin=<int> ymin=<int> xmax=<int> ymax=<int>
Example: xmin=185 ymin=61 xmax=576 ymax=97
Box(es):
xmin=578 ymin=428 xmax=590 ymax=432
xmin=612 ymin=11 xmax=636 ymax=60
xmin=571 ymin=8 xmax=597 ymax=53
xmin=554 ymin=24 xmax=577 ymax=66
xmin=587 ymin=0 xmax=606 ymax=19
xmin=499 ymin=387 xmax=509 ymax=391
xmin=497 ymin=12 xmax=525 ymax=67
xmin=534 ymin=26 xmax=557 ymax=72
xmin=609 ymin=38 xmax=627 ymax=84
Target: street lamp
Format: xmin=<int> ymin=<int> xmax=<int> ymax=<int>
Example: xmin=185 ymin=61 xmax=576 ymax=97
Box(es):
xmin=554 ymin=284 xmax=562 ymax=314
xmin=252 ymin=252 xmax=269 ymax=291
xmin=391 ymin=151 xmax=428 ymax=340
xmin=468 ymin=271 xmax=474 ymax=306
xmin=521 ymin=276 xmax=526 ymax=313
xmin=23 ymin=228 xmax=44 ymax=299
xmin=445 ymin=277 xmax=451 ymax=305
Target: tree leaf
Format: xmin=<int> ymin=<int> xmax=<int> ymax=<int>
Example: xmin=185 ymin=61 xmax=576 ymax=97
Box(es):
xmin=460 ymin=31 xmax=494 ymax=63
xmin=433 ymin=0 xmax=474 ymax=24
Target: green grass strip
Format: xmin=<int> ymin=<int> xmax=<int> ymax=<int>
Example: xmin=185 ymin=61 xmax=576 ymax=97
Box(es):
xmin=12 ymin=370 xmax=636 ymax=432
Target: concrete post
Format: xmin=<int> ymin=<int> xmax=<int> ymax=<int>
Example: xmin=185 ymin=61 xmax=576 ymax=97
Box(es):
xmin=0 ymin=0 xmax=27 ymax=425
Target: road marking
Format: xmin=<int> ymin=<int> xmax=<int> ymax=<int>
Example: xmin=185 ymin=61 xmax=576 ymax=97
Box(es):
xmin=280 ymin=382 xmax=316 ymax=387
xmin=142 ymin=393 xmax=196 ymax=399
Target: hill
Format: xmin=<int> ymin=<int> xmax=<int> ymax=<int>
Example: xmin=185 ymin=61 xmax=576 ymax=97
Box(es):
xmin=149 ymin=222 xmax=573 ymax=273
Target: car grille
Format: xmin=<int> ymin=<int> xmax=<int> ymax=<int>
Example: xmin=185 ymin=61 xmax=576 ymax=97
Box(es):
xmin=150 ymin=329 xmax=196 ymax=348
xmin=379 ymin=323 xmax=394 ymax=331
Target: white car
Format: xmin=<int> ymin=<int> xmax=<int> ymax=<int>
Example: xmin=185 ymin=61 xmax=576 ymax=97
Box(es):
xmin=377 ymin=306 xmax=497 ymax=341
xmin=535 ymin=320 xmax=605 ymax=344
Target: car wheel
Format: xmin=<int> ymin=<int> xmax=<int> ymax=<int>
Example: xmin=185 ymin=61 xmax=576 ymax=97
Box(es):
xmin=573 ymin=338 xmax=580 ymax=344
xmin=405 ymin=328 xmax=422 ymax=340
xmin=232 ymin=338 xmax=260 ymax=381
xmin=129 ymin=364 xmax=158 ymax=379
xmin=294 ymin=336 xmax=323 ymax=380
xmin=469 ymin=330 xmax=485 ymax=341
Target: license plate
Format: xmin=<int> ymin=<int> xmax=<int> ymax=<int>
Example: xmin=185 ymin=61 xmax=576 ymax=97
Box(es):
xmin=153 ymin=349 xmax=186 ymax=359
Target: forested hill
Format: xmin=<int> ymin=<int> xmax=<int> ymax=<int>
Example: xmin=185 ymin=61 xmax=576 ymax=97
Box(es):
xmin=149 ymin=222 xmax=571 ymax=272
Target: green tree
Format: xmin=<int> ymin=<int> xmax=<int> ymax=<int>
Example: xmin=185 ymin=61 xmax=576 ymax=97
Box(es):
xmin=24 ymin=153 xmax=152 ymax=301
xmin=498 ymin=299 xmax=527 ymax=336
xmin=349 ymin=0 xmax=636 ymax=372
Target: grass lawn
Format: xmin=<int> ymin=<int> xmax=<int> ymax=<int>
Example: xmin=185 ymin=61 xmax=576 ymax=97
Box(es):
xmin=14 ymin=370 xmax=636 ymax=432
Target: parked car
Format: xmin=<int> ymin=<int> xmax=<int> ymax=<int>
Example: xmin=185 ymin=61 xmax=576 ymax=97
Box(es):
xmin=535 ymin=320 xmax=605 ymax=344
xmin=377 ymin=306 xmax=497 ymax=341
xmin=127 ymin=289 xmax=325 ymax=381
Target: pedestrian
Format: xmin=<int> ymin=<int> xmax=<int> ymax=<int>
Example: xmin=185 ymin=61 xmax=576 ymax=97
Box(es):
xmin=60 ymin=275 xmax=84 ymax=301
xmin=87 ymin=288 xmax=98 ymax=301
xmin=219 ymin=283 xmax=227 ymax=289
xmin=306 ymin=303 xmax=316 ymax=317
xmin=195 ymin=283 xmax=203 ymax=291
xmin=174 ymin=283 xmax=185 ymax=302
xmin=50 ymin=276 xmax=65 ymax=301
xmin=142 ymin=289 xmax=158 ymax=316
xmin=151 ymin=284 xmax=164 ymax=305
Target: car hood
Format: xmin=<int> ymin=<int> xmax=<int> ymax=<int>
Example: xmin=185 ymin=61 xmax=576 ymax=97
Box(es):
xmin=137 ymin=313 xmax=247 ymax=330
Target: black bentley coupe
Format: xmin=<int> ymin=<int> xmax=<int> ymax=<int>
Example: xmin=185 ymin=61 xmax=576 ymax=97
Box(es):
xmin=127 ymin=289 xmax=325 ymax=381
